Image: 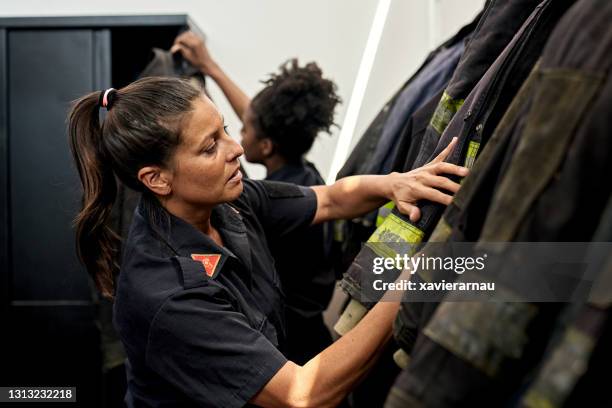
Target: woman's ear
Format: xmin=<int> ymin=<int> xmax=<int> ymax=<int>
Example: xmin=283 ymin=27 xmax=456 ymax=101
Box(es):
xmin=260 ymin=137 xmax=275 ymax=157
xmin=138 ymin=166 xmax=172 ymax=196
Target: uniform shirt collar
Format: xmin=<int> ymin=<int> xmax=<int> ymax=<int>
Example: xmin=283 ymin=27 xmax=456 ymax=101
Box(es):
xmin=137 ymin=198 xmax=251 ymax=272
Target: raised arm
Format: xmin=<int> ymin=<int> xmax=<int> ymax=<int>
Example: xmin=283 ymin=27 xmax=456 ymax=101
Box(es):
xmin=172 ymin=31 xmax=251 ymax=120
xmin=312 ymin=137 xmax=468 ymax=224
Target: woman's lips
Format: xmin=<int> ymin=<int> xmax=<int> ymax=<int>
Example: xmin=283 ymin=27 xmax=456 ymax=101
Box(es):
xmin=228 ymin=168 xmax=242 ymax=183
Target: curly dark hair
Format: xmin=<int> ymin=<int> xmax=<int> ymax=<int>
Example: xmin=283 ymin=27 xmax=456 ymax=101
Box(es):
xmin=250 ymin=59 xmax=341 ymax=162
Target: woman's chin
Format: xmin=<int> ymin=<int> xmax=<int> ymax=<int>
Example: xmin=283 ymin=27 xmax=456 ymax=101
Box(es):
xmin=225 ymin=181 xmax=244 ymax=201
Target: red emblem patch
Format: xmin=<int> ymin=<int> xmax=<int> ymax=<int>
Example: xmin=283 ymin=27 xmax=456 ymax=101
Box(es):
xmin=191 ymin=254 xmax=222 ymax=277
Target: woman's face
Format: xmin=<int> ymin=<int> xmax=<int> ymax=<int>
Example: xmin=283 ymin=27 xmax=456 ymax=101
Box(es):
xmin=167 ymin=96 xmax=244 ymax=208
xmin=240 ymin=106 xmax=267 ymax=164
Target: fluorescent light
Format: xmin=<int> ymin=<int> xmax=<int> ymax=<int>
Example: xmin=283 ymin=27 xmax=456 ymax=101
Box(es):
xmin=326 ymin=0 xmax=392 ymax=184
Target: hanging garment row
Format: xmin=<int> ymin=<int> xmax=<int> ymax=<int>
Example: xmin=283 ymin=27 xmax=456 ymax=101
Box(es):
xmin=330 ymin=0 xmax=612 ymax=405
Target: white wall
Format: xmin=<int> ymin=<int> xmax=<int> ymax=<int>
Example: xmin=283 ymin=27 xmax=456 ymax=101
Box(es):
xmin=0 ymin=0 xmax=484 ymax=180
xmin=352 ymin=0 xmax=485 ymax=156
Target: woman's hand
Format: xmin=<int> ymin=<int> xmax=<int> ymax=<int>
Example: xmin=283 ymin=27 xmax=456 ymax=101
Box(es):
xmin=171 ymin=31 xmax=251 ymax=120
xmin=389 ymin=137 xmax=468 ymax=222
xmin=171 ymin=31 xmax=218 ymax=76
xmin=311 ymin=138 xmax=468 ymax=225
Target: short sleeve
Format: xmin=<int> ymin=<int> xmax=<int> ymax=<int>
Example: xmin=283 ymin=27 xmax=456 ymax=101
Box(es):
xmin=146 ymin=287 xmax=287 ymax=408
xmin=240 ymin=179 xmax=318 ymax=237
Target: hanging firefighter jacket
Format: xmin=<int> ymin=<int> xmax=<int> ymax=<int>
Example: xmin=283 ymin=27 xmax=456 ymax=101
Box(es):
xmin=331 ymin=12 xmax=481 ymax=280
xmin=392 ymin=0 xmax=578 ymax=355
xmin=337 ymin=0 xmax=544 ymax=330
xmin=384 ymin=0 xmax=612 ymax=404
xmin=521 ymin=196 xmax=612 ymax=408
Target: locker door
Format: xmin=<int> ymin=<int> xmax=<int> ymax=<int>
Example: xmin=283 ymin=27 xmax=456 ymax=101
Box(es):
xmin=2 ymin=28 xmax=110 ymax=406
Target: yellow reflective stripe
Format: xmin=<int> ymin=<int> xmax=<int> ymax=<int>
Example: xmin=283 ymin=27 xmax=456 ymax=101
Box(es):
xmin=369 ymin=213 xmax=424 ymax=244
xmin=333 ymin=219 xmax=345 ymax=242
xmin=521 ymin=394 xmax=555 ymax=408
xmin=463 ymin=140 xmax=480 ymax=169
xmin=522 ymin=327 xmax=596 ymax=408
xmin=367 ymin=213 xmax=425 ymax=258
xmin=430 ymin=91 xmax=465 ymax=134
xmin=376 ymin=201 xmax=396 ymax=227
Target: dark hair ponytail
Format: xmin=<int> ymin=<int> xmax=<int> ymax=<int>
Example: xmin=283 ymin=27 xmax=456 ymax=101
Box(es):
xmin=69 ymin=92 xmax=120 ymax=298
xmin=68 ymin=77 xmax=201 ymax=298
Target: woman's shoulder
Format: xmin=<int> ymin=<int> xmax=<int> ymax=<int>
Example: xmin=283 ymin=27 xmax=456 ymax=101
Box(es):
xmin=234 ymin=178 xmax=314 ymax=215
xmin=116 ymin=210 xmax=228 ymax=323
xmin=114 ymin=244 xmax=230 ymax=338
xmin=302 ymin=160 xmax=325 ymax=185
xmin=265 ymin=160 xmax=324 ymax=186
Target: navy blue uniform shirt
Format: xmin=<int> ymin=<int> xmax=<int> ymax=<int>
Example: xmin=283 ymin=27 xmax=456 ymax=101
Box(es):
xmin=114 ymin=179 xmax=317 ymax=407
xmin=265 ymin=160 xmax=334 ymax=318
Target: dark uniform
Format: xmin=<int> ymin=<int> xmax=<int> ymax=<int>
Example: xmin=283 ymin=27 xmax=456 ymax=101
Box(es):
xmin=113 ymin=179 xmax=317 ymax=407
xmin=265 ymin=159 xmax=335 ymax=364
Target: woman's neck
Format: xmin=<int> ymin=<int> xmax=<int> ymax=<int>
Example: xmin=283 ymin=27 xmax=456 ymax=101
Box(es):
xmin=263 ymin=154 xmax=289 ymax=175
xmin=162 ymin=198 xmax=223 ymax=246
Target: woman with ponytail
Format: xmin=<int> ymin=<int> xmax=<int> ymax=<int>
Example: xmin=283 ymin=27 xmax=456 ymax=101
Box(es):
xmin=69 ymin=75 xmax=467 ymax=407
xmin=69 ymin=78 xmax=201 ymax=298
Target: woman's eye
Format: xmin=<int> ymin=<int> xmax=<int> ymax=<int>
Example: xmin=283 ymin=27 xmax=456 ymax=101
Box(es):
xmin=223 ymin=125 xmax=229 ymax=134
xmin=204 ymin=142 xmax=217 ymax=154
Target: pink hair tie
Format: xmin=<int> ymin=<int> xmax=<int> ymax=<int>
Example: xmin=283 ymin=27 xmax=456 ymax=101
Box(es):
xmin=99 ymin=88 xmax=116 ymax=109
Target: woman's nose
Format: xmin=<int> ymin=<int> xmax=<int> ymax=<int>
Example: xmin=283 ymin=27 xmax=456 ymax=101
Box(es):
xmin=227 ymin=138 xmax=244 ymax=161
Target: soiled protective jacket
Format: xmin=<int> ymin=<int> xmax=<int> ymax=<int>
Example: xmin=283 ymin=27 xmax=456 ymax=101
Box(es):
xmin=340 ymin=0 xmax=544 ymax=309
xmin=365 ymin=40 xmax=465 ymax=177
xmin=390 ymin=90 xmax=443 ymax=174
xmin=520 ymin=195 xmax=612 ymax=408
xmin=392 ymin=62 xmax=541 ymax=356
xmin=385 ymin=1 xmax=612 ymax=405
xmin=331 ymin=14 xmax=481 ymax=279
xmin=355 ymin=41 xmax=466 ymax=232
xmin=392 ymin=0 xmax=578 ymax=354
xmin=411 ymin=0 xmax=540 ymax=168
xmin=335 ymin=12 xmax=480 ymax=180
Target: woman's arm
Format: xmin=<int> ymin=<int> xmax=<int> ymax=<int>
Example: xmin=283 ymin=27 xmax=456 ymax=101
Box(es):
xmin=251 ymin=139 xmax=468 ymax=407
xmin=312 ymin=137 xmax=468 ymax=224
xmin=172 ymin=31 xmax=251 ymax=120
xmin=251 ymin=300 xmax=399 ymax=408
